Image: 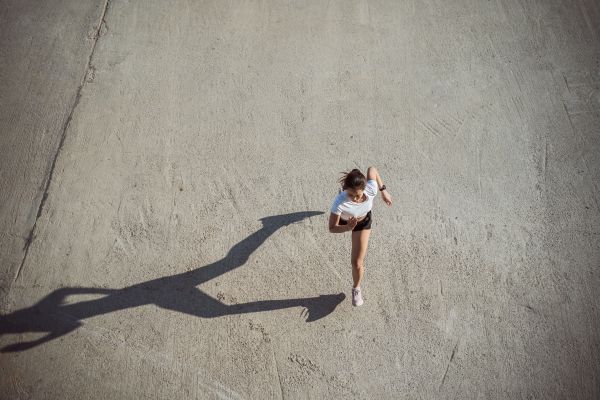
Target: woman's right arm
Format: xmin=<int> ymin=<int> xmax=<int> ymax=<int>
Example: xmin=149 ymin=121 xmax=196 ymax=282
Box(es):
xmin=328 ymin=213 xmax=356 ymax=233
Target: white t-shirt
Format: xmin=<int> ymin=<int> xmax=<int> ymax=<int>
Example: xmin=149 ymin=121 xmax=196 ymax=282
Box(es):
xmin=330 ymin=179 xmax=378 ymax=221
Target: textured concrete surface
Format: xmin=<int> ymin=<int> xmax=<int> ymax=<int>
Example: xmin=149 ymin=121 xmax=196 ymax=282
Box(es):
xmin=1 ymin=0 xmax=599 ymax=399
xmin=0 ymin=0 xmax=108 ymax=299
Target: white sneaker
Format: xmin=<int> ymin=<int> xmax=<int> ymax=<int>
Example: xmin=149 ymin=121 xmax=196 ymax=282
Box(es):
xmin=352 ymin=287 xmax=363 ymax=306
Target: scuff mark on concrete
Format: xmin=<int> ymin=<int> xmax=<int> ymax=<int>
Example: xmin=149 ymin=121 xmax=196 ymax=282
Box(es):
xmin=271 ymin=347 xmax=285 ymax=400
xmin=439 ymin=340 xmax=459 ymax=390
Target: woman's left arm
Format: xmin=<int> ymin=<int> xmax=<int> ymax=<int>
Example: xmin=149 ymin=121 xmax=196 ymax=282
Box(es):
xmin=367 ymin=166 xmax=392 ymax=206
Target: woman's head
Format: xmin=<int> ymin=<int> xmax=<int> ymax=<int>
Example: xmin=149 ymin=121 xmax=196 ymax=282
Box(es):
xmin=338 ymin=169 xmax=366 ymax=201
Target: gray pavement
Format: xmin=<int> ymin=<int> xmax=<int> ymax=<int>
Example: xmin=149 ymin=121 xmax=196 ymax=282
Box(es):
xmin=1 ymin=0 xmax=599 ymax=398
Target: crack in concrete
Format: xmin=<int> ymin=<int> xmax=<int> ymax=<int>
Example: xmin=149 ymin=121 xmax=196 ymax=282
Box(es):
xmin=13 ymin=0 xmax=113 ymax=284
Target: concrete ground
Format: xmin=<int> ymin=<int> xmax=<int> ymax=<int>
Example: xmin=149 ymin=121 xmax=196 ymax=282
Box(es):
xmin=1 ymin=0 xmax=599 ymax=398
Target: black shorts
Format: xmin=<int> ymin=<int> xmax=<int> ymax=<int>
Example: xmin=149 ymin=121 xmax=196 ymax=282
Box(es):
xmin=339 ymin=210 xmax=372 ymax=231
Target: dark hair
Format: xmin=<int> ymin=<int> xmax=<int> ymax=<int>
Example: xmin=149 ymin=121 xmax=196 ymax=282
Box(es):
xmin=338 ymin=169 xmax=366 ymax=190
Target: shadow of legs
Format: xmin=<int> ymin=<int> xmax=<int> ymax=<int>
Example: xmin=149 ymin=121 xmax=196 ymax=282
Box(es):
xmin=157 ymin=290 xmax=346 ymax=322
xmin=224 ymin=293 xmax=346 ymax=322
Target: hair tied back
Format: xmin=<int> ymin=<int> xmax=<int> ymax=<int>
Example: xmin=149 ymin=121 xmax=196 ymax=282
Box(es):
xmin=338 ymin=168 xmax=366 ymax=191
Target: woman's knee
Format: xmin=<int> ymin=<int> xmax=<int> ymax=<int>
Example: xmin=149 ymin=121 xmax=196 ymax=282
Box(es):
xmin=351 ymin=259 xmax=364 ymax=270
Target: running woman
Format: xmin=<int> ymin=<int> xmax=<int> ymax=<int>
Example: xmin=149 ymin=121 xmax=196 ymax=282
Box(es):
xmin=328 ymin=167 xmax=393 ymax=306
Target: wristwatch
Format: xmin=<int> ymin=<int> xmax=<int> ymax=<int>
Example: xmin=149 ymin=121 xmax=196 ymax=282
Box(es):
xmin=379 ymin=185 xmax=386 ymax=191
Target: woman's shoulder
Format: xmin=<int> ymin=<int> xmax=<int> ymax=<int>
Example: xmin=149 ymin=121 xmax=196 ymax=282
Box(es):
xmin=336 ymin=189 xmax=348 ymax=200
xmin=365 ymin=180 xmax=378 ymax=197
xmin=332 ymin=189 xmax=346 ymax=202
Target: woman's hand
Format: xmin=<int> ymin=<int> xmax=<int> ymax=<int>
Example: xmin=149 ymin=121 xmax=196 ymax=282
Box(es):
xmin=347 ymin=217 xmax=359 ymax=231
xmin=381 ymin=190 xmax=393 ymax=206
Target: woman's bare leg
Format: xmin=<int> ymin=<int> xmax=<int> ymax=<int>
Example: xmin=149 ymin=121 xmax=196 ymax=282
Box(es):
xmin=351 ymin=229 xmax=371 ymax=288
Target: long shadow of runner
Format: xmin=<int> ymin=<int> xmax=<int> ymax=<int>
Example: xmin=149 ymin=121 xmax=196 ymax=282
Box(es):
xmin=0 ymin=211 xmax=345 ymax=352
